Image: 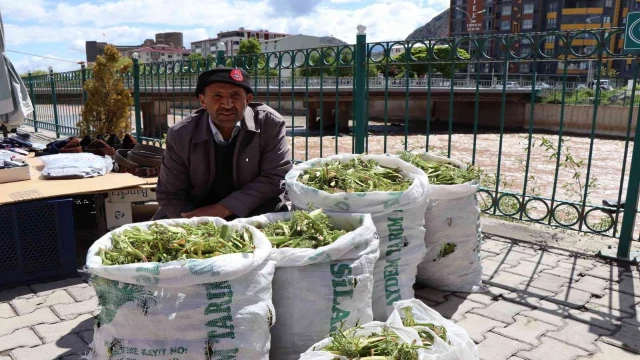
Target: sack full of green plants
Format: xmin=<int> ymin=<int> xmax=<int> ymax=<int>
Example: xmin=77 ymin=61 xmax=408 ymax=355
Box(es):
xmin=233 ymin=209 xmax=380 ymax=360
xmin=397 ymin=151 xmax=486 ymax=293
xmin=84 ymin=217 xmax=275 ymax=360
xmin=285 ymin=154 xmax=430 ymax=321
xmin=299 ymin=298 xmax=479 ymax=359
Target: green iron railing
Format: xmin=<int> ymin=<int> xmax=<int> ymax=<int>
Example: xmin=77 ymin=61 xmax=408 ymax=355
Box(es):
xmin=20 ymin=28 xmax=640 ymax=261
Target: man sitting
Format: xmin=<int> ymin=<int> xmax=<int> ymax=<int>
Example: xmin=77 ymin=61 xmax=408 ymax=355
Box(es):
xmin=153 ymin=67 xmax=292 ymax=220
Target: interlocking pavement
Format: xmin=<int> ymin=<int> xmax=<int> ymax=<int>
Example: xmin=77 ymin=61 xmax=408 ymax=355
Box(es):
xmin=0 ymin=236 xmax=638 ymax=359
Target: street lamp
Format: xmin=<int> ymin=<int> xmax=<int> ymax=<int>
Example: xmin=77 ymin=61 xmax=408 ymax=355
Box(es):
xmin=454 ymin=7 xmax=486 ymax=82
xmin=454 ymin=7 xmax=486 ymax=22
xmin=216 ymin=42 xmax=227 ymax=67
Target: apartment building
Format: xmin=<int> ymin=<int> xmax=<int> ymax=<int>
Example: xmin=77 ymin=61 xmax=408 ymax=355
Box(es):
xmin=449 ymin=0 xmax=631 ymax=80
xmin=217 ymin=27 xmax=290 ymax=56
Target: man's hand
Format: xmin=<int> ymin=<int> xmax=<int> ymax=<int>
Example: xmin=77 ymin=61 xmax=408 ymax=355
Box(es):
xmin=181 ymin=204 xmax=233 ymax=219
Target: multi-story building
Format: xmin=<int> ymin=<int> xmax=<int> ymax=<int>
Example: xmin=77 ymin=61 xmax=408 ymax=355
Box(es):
xmin=190 ymin=38 xmax=221 ymax=58
xmin=155 ymin=32 xmax=184 ymax=48
xmin=85 ymin=32 xmax=185 ymax=62
xmin=217 ymin=27 xmax=290 ymax=56
xmin=449 ymin=0 xmax=631 ymax=81
xmin=123 ymin=45 xmax=191 ymax=64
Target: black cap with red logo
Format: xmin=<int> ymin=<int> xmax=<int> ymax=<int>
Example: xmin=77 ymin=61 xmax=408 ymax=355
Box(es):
xmin=195 ymin=67 xmax=253 ymax=97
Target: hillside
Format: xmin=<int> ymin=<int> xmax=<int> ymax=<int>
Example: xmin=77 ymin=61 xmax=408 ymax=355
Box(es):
xmin=406 ymin=9 xmax=450 ymax=40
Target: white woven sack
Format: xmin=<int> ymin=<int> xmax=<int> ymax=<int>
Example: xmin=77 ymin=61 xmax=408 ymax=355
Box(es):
xmin=413 ymin=153 xmax=486 ymax=293
xmin=299 ymin=321 xmax=425 ymax=360
xmin=299 ymin=298 xmax=479 ymax=360
xmin=391 ymin=298 xmax=479 ymax=360
xmin=84 ymin=217 xmax=275 ymax=360
xmin=233 ymin=211 xmax=379 ymax=360
xmin=285 ymin=154 xmax=430 ymax=320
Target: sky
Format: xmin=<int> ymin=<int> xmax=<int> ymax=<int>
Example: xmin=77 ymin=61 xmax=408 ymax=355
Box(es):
xmin=0 ymin=0 xmax=447 ymax=74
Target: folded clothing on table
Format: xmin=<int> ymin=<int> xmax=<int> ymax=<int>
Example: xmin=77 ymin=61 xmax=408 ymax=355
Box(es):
xmin=39 ymin=153 xmax=114 ymax=179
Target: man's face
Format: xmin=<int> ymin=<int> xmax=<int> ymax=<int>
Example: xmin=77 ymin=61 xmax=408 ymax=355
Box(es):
xmin=199 ymin=82 xmax=253 ymax=128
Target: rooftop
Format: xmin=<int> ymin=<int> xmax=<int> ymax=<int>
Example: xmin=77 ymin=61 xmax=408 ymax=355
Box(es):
xmin=128 ymin=46 xmax=191 ymax=54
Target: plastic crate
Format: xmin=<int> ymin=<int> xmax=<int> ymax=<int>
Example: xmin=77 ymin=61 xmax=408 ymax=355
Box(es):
xmin=0 ymin=198 xmax=77 ymax=289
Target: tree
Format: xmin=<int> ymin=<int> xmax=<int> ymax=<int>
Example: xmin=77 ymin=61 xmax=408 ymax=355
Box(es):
xmin=20 ymin=69 xmax=49 ymax=77
xmin=78 ymin=44 xmax=133 ymax=137
xmin=376 ymin=46 xmax=470 ymax=79
xmin=188 ymin=53 xmax=204 ymax=62
xmin=235 ymin=38 xmax=261 ymax=69
xmin=296 ymin=50 xmax=378 ymax=77
xmin=238 ymin=38 xmax=261 ymax=56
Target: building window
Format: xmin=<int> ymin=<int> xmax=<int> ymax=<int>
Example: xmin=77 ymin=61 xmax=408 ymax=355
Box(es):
xmin=524 ymin=4 xmax=534 ymax=14
xmin=168 ymin=55 xmax=173 ymax=59
xmin=523 ymin=19 xmax=533 ymax=29
xmin=233 ymin=41 xmax=240 ymax=45
xmin=274 ymin=45 xmax=277 ymax=50
xmin=603 ymin=16 xmax=611 ymax=24
xmin=520 ymin=63 xmax=530 ymax=72
xmin=605 ymin=0 xmax=613 ymax=6
xmin=548 ymin=2 xmax=558 ymax=12
xmin=545 ymin=48 xmax=554 ymax=56
xmin=623 ymin=16 xmax=627 ymax=24
xmin=547 ymin=18 xmax=556 ymax=28
xmin=521 ymin=47 xmax=531 ymax=57
xmin=501 ymin=20 xmax=510 ymax=30
xmin=484 ymin=20 xmax=493 ymax=30
xmin=502 ymin=5 xmax=511 ymax=16
xmin=543 ymin=63 xmax=553 ymax=72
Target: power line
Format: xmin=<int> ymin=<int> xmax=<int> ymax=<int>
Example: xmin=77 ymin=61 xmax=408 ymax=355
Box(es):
xmin=5 ymin=49 xmax=81 ymax=64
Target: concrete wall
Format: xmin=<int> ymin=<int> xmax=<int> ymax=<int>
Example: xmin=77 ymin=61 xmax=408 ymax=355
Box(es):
xmin=526 ymin=103 xmax=638 ymax=138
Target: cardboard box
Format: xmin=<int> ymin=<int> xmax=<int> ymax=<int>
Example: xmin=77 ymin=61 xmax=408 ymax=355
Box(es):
xmin=95 ymin=187 xmax=159 ymax=233
xmin=107 ymin=186 xmax=157 ymax=203
xmin=0 ymin=162 xmax=31 ymax=184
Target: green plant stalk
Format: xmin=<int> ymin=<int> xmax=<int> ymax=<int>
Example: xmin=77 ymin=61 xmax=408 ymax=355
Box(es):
xmin=98 ymin=223 xmax=254 ymax=265
xmin=260 ymin=209 xmax=347 ymax=249
xmin=397 ymin=151 xmax=482 ymax=185
xmin=299 ymin=158 xmax=412 ymax=193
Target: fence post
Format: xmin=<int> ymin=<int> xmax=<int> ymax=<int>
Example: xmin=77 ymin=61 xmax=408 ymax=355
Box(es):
xmin=217 ymin=42 xmax=226 ymax=67
xmin=132 ymin=53 xmax=142 ymax=142
xmin=80 ymin=63 xmax=87 ymax=104
xmin=49 ymin=66 xmax=60 ymax=138
xmin=601 ymin=57 xmax=640 ymax=263
xmin=27 ymin=71 xmax=37 ymax=133
xmin=353 ymin=25 xmax=367 ymax=154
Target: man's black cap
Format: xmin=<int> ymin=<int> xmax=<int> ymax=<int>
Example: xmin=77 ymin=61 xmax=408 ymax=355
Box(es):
xmin=195 ymin=67 xmax=253 ymax=97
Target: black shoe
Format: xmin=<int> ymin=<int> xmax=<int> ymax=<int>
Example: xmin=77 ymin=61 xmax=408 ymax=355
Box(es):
xmin=80 ymin=135 xmax=92 ymax=147
xmin=106 ymin=134 xmax=121 ymax=146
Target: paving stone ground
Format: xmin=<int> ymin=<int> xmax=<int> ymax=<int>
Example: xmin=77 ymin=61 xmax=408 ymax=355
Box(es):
xmin=0 ymin=236 xmax=639 ymax=360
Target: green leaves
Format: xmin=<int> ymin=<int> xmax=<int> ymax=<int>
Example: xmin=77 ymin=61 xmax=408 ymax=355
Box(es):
xmin=99 ymin=223 xmax=254 ymax=265
xmin=300 ymin=158 xmax=412 ymax=193
xmin=398 ymin=151 xmax=482 ymax=185
xmin=260 ymin=209 xmax=347 ymax=249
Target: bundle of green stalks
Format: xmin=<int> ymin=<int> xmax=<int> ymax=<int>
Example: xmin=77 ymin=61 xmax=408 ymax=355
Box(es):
xmin=98 ymin=223 xmax=254 ymax=265
xmin=259 ymin=209 xmax=347 ymax=249
xmin=397 ymin=151 xmax=482 ymax=185
xmin=319 ymin=307 xmax=448 ymax=359
xmin=299 ymin=158 xmax=412 ymax=193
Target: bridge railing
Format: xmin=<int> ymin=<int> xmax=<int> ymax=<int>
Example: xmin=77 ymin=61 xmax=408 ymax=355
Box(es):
xmin=20 ymin=28 xmax=640 ymax=260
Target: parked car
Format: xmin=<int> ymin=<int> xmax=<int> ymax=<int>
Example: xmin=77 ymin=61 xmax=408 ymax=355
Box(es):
xmin=498 ymin=81 xmax=519 ymax=89
xmin=535 ymin=82 xmax=554 ymax=89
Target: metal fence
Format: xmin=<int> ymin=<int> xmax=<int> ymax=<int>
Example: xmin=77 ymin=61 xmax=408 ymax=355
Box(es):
xmin=21 ymin=27 xmax=640 ymax=261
